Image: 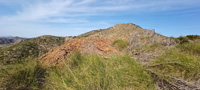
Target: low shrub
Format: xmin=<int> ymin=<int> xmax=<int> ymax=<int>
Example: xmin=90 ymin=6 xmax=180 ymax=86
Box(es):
xmin=176 ymin=36 xmax=189 ymax=44
xmin=186 ymin=35 xmax=200 ymax=41
xmin=112 ymin=39 xmax=129 ymax=51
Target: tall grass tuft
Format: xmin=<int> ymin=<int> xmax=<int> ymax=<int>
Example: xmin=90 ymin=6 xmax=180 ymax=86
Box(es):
xmin=0 ymin=59 xmax=47 ymax=90
xmin=177 ymin=42 xmax=200 ymax=55
xmin=44 ymin=52 xmax=155 ymax=90
xmin=149 ymin=47 xmax=200 ymax=82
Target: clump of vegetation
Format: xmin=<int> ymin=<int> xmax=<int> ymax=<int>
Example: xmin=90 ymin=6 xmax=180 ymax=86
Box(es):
xmin=0 ymin=59 xmax=47 ymax=90
xmin=186 ymin=35 xmax=200 ymax=41
xmin=44 ymin=52 xmax=155 ymax=90
xmin=177 ymin=42 xmax=200 ymax=55
xmin=176 ymin=36 xmax=190 ymax=44
xmin=112 ymin=39 xmax=129 ymax=51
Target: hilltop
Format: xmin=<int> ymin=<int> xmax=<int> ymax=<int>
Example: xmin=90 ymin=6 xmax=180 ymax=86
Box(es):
xmin=78 ymin=23 xmax=145 ymax=40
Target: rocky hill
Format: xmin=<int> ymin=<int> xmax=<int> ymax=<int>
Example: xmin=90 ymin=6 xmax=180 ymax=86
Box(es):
xmin=78 ymin=23 xmax=145 ymax=40
xmin=39 ymin=23 xmax=199 ymax=89
xmin=40 ymin=23 xmax=172 ymax=65
xmin=79 ymin=23 xmax=176 ymax=62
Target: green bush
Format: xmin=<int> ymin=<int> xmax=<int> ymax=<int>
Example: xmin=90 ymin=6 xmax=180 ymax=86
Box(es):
xmin=186 ymin=35 xmax=200 ymax=40
xmin=176 ymin=36 xmax=189 ymax=44
xmin=112 ymin=39 xmax=129 ymax=51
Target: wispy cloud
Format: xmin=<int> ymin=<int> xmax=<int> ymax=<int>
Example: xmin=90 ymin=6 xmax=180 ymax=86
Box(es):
xmin=0 ymin=0 xmax=200 ymax=37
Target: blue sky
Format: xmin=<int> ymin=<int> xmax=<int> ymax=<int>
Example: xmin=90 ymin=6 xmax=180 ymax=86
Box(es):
xmin=0 ymin=0 xmax=199 ymax=38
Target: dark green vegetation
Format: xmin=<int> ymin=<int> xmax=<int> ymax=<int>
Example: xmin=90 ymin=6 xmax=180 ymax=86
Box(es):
xmin=186 ymin=35 xmax=200 ymax=41
xmin=0 ymin=35 xmax=65 ymax=64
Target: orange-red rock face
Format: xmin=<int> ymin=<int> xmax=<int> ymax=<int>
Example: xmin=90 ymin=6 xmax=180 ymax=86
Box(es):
xmin=38 ymin=38 xmax=118 ymax=66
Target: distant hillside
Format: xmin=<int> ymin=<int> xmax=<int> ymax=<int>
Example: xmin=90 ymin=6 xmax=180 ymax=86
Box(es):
xmin=0 ymin=36 xmax=25 ymax=44
xmin=0 ymin=37 xmax=26 ymax=49
xmin=0 ymin=35 xmax=65 ymax=64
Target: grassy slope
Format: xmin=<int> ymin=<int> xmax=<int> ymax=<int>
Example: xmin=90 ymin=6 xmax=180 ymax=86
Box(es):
xmin=44 ymin=52 xmax=155 ymax=90
xmin=0 ymin=58 xmax=46 ymax=90
xmin=0 ymin=35 xmax=65 ymax=89
xmin=0 ymin=52 xmax=155 ymax=90
xmin=148 ymin=42 xmax=200 ymax=86
xmin=0 ymin=35 xmax=65 ymax=64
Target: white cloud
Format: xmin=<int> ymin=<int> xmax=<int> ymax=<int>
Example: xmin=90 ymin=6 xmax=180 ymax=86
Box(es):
xmin=0 ymin=0 xmax=200 ymax=37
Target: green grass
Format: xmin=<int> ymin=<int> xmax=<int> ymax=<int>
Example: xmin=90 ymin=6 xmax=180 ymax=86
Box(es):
xmin=0 ymin=58 xmax=47 ymax=90
xmin=44 ymin=52 xmax=155 ymax=90
xmin=149 ymin=44 xmax=200 ymax=82
xmin=112 ymin=39 xmax=129 ymax=51
xmin=134 ymin=42 xmax=163 ymax=53
xmin=0 ymin=52 xmax=155 ymax=90
xmin=177 ymin=42 xmax=200 ymax=55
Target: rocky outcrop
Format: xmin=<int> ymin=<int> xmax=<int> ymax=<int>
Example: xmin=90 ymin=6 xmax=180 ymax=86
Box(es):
xmin=128 ymin=29 xmax=176 ymax=62
xmin=39 ymin=38 xmax=118 ymax=66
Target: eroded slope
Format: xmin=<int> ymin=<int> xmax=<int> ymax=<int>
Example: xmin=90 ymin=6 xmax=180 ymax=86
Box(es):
xmin=39 ymin=38 xmax=118 ymax=65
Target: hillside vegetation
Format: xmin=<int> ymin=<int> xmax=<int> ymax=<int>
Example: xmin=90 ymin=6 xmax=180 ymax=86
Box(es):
xmin=0 ymin=23 xmax=200 ymax=90
xmin=0 ymin=35 xmax=65 ymax=64
xmin=148 ymin=42 xmax=200 ymax=89
xmin=44 ymin=52 xmax=155 ymax=90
